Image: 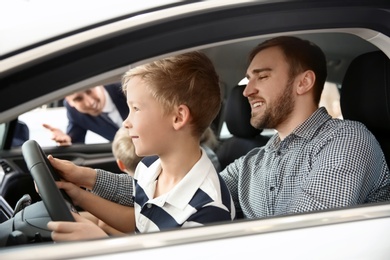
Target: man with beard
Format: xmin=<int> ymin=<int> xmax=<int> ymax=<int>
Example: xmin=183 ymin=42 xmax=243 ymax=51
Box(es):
xmin=219 ymin=36 xmax=390 ymax=219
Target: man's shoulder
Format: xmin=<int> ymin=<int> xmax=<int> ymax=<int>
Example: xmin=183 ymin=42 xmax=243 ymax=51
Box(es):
xmin=104 ymin=83 xmax=124 ymax=97
xmin=323 ymin=118 xmax=371 ymax=135
xmin=104 ymin=83 xmax=129 ymax=117
xmin=316 ymin=118 xmax=380 ymax=149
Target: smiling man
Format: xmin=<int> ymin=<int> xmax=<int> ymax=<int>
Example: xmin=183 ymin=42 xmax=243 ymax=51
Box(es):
xmin=43 ymin=83 xmax=129 ymax=146
xmin=220 ymin=36 xmax=390 ymax=219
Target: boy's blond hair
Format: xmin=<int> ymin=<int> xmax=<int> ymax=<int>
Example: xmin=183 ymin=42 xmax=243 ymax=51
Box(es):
xmin=112 ymin=126 xmax=143 ymax=173
xmin=122 ymin=51 xmax=221 ymax=137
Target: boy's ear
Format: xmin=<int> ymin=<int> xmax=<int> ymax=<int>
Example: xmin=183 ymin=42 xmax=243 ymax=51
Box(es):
xmin=296 ymin=70 xmax=315 ymax=95
xmin=173 ymin=104 xmax=190 ymax=130
xmin=116 ymin=159 xmax=127 ymax=172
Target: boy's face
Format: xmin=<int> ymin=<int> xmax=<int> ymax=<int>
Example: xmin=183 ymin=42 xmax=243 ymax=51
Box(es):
xmin=123 ymin=76 xmax=175 ymax=157
xmin=65 ymin=86 xmax=106 ymax=116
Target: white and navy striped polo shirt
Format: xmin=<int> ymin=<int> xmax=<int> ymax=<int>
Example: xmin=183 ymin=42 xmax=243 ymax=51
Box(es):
xmin=133 ymin=148 xmax=235 ymax=233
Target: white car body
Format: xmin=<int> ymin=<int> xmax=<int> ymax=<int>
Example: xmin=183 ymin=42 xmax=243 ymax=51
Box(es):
xmin=0 ymin=0 xmax=389 ymax=259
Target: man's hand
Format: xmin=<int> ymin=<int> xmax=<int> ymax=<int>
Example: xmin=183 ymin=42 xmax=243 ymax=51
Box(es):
xmin=42 ymin=123 xmax=72 ymax=146
xmin=48 ymin=212 xmax=108 ymax=241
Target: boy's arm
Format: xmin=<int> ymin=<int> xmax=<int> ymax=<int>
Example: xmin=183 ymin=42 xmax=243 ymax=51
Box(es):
xmin=80 ymin=191 xmax=135 ymax=233
xmin=57 ymin=181 xmax=135 ymax=233
xmin=48 ymin=212 xmax=108 ymax=241
xmin=48 ymin=156 xmax=134 ymax=206
xmin=48 ymin=155 xmax=97 ymax=189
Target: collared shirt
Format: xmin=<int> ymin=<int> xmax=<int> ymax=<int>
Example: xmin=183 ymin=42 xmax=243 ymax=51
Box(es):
xmin=220 ymin=107 xmax=390 ymax=219
xmin=102 ymin=88 xmax=123 ymax=128
xmin=93 ymin=148 xmax=235 ymax=233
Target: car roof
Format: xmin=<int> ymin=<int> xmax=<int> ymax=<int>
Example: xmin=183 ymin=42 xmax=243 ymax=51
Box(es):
xmin=0 ymin=0 xmax=184 ymax=57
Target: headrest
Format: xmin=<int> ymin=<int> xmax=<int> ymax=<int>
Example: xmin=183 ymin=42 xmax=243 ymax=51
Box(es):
xmin=224 ymin=85 xmax=262 ymax=138
xmin=341 ymin=51 xmax=390 ymax=134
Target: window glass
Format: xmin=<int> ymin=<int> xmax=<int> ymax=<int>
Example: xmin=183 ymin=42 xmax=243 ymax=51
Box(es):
xmin=319 ymin=82 xmax=342 ymax=119
xmin=18 ymin=104 xmax=108 ymax=147
xmin=0 ymin=123 xmax=5 ymax=147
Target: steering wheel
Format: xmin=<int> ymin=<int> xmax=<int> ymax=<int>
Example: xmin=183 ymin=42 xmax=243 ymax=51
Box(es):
xmin=22 ymin=140 xmax=75 ymax=222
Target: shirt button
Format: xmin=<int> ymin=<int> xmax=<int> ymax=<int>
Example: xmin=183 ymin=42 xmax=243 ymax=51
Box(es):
xmin=147 ymin=203 xmax=152 ymax=208
xmin=270 ymin=187 xmax=275 ymax=191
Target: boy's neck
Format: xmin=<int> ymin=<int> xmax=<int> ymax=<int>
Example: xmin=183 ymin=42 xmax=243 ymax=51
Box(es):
xmin=154 ymin=143 xmax=202 ymax=198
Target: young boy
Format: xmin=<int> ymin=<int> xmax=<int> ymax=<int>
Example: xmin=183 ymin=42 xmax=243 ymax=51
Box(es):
xmin=47 ymin=51 xmax=235 ymax=240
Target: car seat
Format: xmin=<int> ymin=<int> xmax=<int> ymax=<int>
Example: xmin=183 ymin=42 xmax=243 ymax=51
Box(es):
xmin=216 ymin=85 xmax=270 ymax=171
xmin=341 ymin=51 xmax=390 ymax=165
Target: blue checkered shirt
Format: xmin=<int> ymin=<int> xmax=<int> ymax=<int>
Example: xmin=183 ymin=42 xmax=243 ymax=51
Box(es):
xmin=220 ymin=107 xmax=390 ymax=219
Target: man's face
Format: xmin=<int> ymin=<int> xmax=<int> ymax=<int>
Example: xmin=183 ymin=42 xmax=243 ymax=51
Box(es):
xmin=66 ymin=86 xmax=106 ymax=116
xmin=244 ymin=46 xmax=295 ymax=130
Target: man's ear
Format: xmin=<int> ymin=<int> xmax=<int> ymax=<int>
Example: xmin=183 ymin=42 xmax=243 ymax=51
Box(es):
xmin=296 ymin=70 xmax=315 ymax=95
xmin=172 ymin=104 xmax=190 ymax=130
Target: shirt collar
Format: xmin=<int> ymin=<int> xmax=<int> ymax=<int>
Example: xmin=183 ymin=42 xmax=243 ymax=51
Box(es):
xmin=292 ymin=107 xmax=332 ymax=139
xmin=146 ymin=148 xmax=212 ymax=210
xmin=102 ymin=88 xmax=115 ymax=113
xmin=265 ymin=107 xmax=332 ymax=151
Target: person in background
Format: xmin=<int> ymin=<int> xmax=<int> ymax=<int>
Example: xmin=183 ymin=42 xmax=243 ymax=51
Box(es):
xmin=46 ymin=51 xmax=235 ymax=241
xmin=319 ymin=82 xmax=342 ymax=119
xmin=43 ymin=83 xmax=128 ymax=146
xmin=112 ymin=126 xmax=143 ymax=177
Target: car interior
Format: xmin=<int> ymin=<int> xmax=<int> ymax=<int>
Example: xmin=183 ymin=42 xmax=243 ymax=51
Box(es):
xmin=341 ymin=50 xmax=390 ymax=167
xmin=0 ymin=23 xmax=389 ymax=250
xmin=215 ymin=84 xmax=270 ymax=170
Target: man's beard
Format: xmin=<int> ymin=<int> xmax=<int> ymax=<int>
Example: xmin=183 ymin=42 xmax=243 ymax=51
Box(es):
xmin=250 ymin=80 xmax=295 ymax=130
